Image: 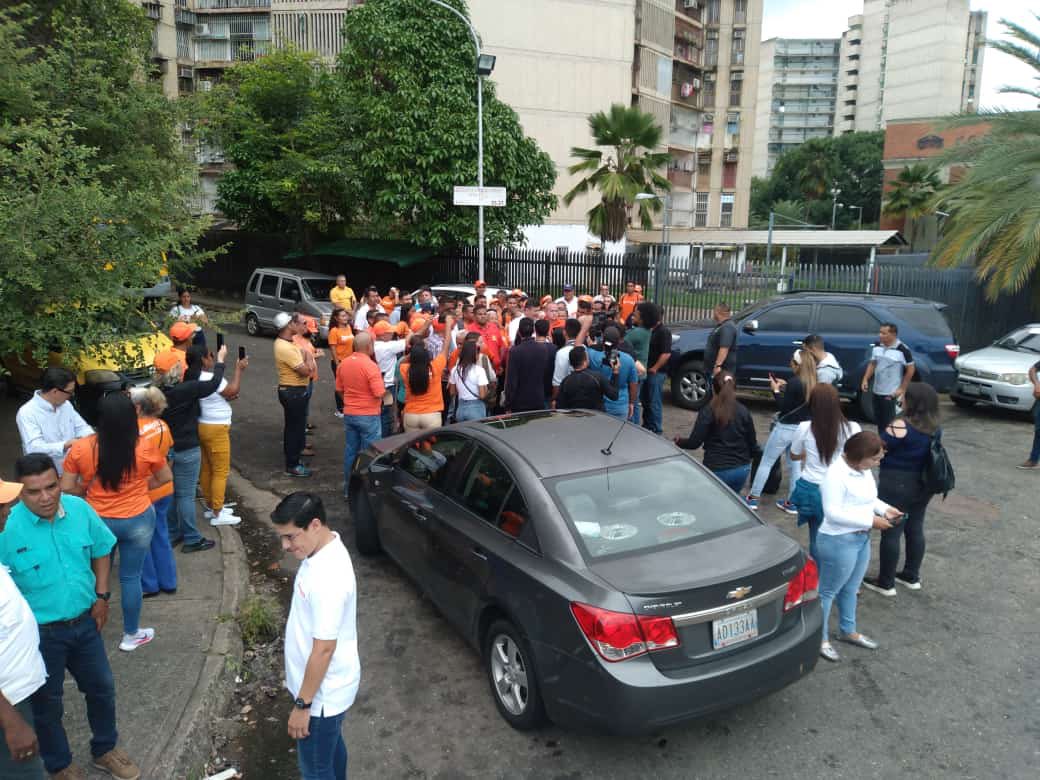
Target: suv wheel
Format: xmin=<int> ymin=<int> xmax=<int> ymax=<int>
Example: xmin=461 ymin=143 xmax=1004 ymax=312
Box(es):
xmin=485 ymin=619 xmax=545 ymax=730
xmin=672 ymin=359 xmax=709 ymax=410
xmin=245 ymin=313 xmax=261 ymax=337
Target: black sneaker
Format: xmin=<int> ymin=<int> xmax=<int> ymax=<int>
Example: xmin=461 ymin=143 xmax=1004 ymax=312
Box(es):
xmin=181 ymin=538 xmax=216 ymax=553
xmin=862 ymin=577 xmax=896 ymax=597
xmin=895 ymin=572 xmax=922 ymax=590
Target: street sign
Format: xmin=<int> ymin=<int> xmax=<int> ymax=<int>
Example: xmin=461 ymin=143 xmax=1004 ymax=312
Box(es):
xmin=453 ymin=186 xmax=507 ymax=207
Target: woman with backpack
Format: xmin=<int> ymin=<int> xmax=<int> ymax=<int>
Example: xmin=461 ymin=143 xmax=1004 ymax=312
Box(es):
xmin=675 ymin=371 xmax=758 ymax=493
xmin=863 ymin=383 xmax=941 ymax=596
xmin=448 ymin=337 xmax=490 ymax=422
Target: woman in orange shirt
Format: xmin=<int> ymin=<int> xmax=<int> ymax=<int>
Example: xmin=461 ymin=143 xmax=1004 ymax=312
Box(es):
xmin=328 ymin=307 xmax=354 ymax=418
xmin=401 ymin=338 xmax=447 ymax=432
xmin=130 ymin=386 xmax=179 ymax=598
xmin=62 ymin=392 xmax=172 ymax=652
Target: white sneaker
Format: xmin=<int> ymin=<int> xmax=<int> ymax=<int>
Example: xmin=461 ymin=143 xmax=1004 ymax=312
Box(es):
xmin=202 ymin=505 xmax=215 ymax=519
xmin=334 ymin=411 xmax=344 ymax=418
xmin=119 ymin=628 xmax=155 ymax=652
xmin=210 ymin=507 xmax=242 ymax=526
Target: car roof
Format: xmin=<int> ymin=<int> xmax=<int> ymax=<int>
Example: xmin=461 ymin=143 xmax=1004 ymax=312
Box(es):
xmin=251 ymin=267 xmax=337 ymax=279
xmin=775 ymin=291 xmax=940 ymax=306
xmin=459 ymin=410 xmax=679 ymax=478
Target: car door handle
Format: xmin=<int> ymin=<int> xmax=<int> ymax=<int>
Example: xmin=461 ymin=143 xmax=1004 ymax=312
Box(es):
xmin=791 ymin=340 xmax=803 ymax=346
xmin=411 ymin=509 xmax=429 ymax=525
xmin=471 ymin=547 xmax=488 ymax=561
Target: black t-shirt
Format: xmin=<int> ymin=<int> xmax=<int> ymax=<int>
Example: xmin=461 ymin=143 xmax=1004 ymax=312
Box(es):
xmin=556 ymin=368 xmax=619 ymax=412
xmin=705 ymin=318 xmax=738 ymax=373
xmin=647 ymin=324 xmax=673 ymax=369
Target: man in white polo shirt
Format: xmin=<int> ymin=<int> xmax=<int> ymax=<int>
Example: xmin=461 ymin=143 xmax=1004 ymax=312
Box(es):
xmin=272 ymin=493 xmax=358 ymax=780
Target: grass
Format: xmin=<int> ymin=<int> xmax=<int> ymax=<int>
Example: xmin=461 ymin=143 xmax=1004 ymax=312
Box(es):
xmin=236 ymin=595 xmax=281 ymax=647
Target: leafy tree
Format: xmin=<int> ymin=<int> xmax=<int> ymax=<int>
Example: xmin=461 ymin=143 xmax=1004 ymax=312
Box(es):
xmin=750 ymin=198 xmax=808 ymax=229
xmin=336 ymin=0 xmax=557 ymax=249
xmin=197 ymin=47 xmax=356 ymax=250
xmin=932 ymin=15 xmax=1040 ymax=298
xmin=883 ymin=164 xmax=942 ymax=251
xmin=0 ymin=2 xmax=210 ymax=367
xmin=562 ymin=104 xmax=671 ymax=243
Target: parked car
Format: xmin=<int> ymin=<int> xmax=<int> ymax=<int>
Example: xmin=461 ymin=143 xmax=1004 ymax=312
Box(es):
xmin=951 ymin=324 xmax=1040 ymax=413
xmin=668 ymin=292 xmax=960 ymax=420
xmin=349 ymin=410 xmax=822 ymax=734
xmin=243 ymin=267 xmax=337 ymax=341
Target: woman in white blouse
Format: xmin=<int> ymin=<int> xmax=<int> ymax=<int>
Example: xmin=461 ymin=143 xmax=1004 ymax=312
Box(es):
xmin=817 ymin=431 xmax=903 ymax=662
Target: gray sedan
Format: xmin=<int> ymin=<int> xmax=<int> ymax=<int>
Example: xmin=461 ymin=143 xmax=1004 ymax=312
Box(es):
xmin=349 ymin=411 xmax=822 ymax=734
xmin=952 ymin=325 xmax=1040 ymax=412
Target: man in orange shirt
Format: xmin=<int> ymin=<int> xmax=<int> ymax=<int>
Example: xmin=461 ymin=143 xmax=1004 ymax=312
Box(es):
xmin=619 ymin=280 xmax=643 ymax=324
xmin=154 ymin=322 xmax=194 ymax=377
xmin=336 ymin=332 xmax=385 ymax=502
xmin=465 ymin=307 xmax=505 ymax=375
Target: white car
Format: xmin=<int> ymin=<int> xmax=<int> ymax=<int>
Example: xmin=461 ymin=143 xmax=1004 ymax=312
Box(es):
xmin=952 ymin=324 xmax=1040 ymax=412
xmin=410 ymin=283 xmax=515 ymax=306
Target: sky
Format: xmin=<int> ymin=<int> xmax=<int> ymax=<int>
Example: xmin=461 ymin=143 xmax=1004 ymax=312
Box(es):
xmin=761 ymin=0 xmax=1037 ymax=111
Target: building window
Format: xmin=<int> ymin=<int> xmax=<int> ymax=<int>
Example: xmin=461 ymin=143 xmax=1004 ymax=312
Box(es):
xmin=731 ymin=30 xmax=745 ymax=66
xmin=726 ymin=112 xmax=739 ymax=136
xmin=697 ymin=155 xmax=711 ymax=183
xmin=703 ymin=77 xmax=716 ymax=107
xmin=706 ymin=0 xmax=721 ymax=25
xmin=657 ymin=54 xmax=672 ymax=96
xmin=734 ymin=0 xmax=747 ymax=24
xmin=722 ymin=161 xmax=737 ymax=190
xmin=705 ymin=30 xmax=719 ymax=67
xmin=729 ymin=74 xmax=742 ymax=106
xmin=720 ymin=194 xmax=734 ymax=228
xmin=695 ymin=193 xmax=710 ymax=227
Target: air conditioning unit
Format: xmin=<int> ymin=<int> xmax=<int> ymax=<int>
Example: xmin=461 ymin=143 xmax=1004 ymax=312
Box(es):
xmin=195 ymin=23 xmax=211 ymax=36
xmin=692 ymin=78 xmax=701 ymax=88
xmin=725 ymin=151 xmax=738 ymax=162
xmin=198 ymin=80 xmax=213 ymax=92
xmin=178 ymin=66 xmax=193 ymax=79
xmin=684 ymin=0 xmax=700 ymax=8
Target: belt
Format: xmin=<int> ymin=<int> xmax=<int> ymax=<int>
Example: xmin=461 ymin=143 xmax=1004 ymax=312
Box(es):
xmin=278 ymin=384 xmax=308 ymax=390
xmin=40 ymin=610 xmax=91 ymax=629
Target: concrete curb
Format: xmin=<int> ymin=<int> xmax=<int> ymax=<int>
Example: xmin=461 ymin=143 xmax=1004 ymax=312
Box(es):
xmin=152 ymin=525 xmax=249 ymax=780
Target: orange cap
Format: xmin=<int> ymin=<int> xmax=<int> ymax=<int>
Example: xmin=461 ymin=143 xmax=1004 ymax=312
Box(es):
xmin=169 ymin=322 xmax=194 ymax=341
xmin=370 ymin=321 xmax=393 ymax=336
xmin=474 ymin=279 xmax=487 ymax=287
xmin=0 ymin=478 xmax=23 ymax=504
xmin=410 ymin=316 xmax=429 ymax=334
xmin=539 ymin=294 xmax=553 ymax=307
xmin=395 ymin=321 xmax=411 ymax=337
xmin=578 ymin=294 xmax=594 ymax=303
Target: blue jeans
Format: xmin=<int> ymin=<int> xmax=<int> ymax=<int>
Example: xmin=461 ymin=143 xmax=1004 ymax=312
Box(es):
xmin=1031 ymin=401 xmax=1040 ymax=463
xmin=455 ymin=399 xmax=486 ymax=422
xmin=749 ymin=422 xmax=801 ymax=498
xmin=169 ymin=447 xmax=203 ymax=545
xmin=640 ymin=372 xmax=665 ymax=434
xmin=141 ymin=495 xmax=177 ymax=593
xmin=380 ymin=401 xmax=394 ymax=438
xmin=816 ymin=531 xmax=871 ymax=643
xmin=33 ymin=616 xmax=118 ymax=774
xmin=297 ymin=710 xmax=347 ymax=780
xmin=343 ymin=414 xmax=382 ymax=497
xmin=102 ymin=507 xmax=156 ymax=636
xmin=629 ymin=378 xmax=644 ymax=425
xmin=713 ymin=463 xmax=751 ymax=493
xmin=0 ymin=698 xmax=45 ymax=778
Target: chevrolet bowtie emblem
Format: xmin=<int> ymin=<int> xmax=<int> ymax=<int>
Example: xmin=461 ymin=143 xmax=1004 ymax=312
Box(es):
xmin=726 ymin=586 xmax=753 ymax=600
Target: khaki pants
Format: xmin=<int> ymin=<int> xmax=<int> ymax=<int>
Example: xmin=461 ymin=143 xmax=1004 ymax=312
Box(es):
xmin=198 ymin=422 xmax=231 ymax=513
xmin=402 ymin=412 xmax=442 ymax=433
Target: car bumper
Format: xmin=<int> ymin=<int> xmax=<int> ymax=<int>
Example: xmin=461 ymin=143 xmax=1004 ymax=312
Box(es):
xmin=952 ymin=377 xmax=1035 ymax=410
xmin=536 ymin=604 xmax=822 ymax=735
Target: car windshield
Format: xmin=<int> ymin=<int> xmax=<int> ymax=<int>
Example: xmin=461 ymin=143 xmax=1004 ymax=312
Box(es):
xmin=734 ymin=298 xmax=772 ymax=321
xmin=301 ymin=278 xmax=333 ymax=299
xmin=995 ymin=327 xmax=1040 ymax=354
xmin=545 ymin=456 xmax=755 ymax=560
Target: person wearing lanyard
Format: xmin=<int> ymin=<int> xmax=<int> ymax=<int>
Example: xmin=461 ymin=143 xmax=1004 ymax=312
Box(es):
xmin=817 ymin=431 xmax=903 ymax=663
xmin=274 ymin=313 xmax=316 ymax=478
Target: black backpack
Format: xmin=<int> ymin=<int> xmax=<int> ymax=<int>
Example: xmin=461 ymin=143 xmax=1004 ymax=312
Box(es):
xmin=923 ymin=431 xmax=955 ymax=498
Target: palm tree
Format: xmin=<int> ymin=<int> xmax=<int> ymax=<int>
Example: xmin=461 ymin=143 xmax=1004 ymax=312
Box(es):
xmin=797 ymin=154 xmax=831 ymax=201
xmin=563 ymin=104 xmax=671 ymax=243
xmin=930 ymin=15 xmax=1040 ymax=298
xmin=883 ymin=164 xmax=942 ymax=250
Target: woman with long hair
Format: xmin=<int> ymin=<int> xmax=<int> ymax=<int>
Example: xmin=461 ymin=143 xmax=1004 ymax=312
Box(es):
xmin=816 ymin=431 xmax=902 ymax=662
xmin=61 ymin=392 xmax=172 ymax=652
xmin=449 ymin=338 xmax=490 ymax=422
xmin=130 ymin=386 xmax=178 ymax=598
xmin=328 ymin=307 xmax=354 ymax=418
xmin=746 ymin=349 xmax=817 ymax=513
xmin=675 ymin=371 xmax=758 ymax=493
xmin=401 ymin=338 xmax=447 ymax=432
xmin=790 ymin=383 xmax=861 ymax=559
xmin=863 ymin=382 xmax=941 ymax=596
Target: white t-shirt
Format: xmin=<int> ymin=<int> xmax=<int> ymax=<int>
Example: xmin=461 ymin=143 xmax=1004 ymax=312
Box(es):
xmin=198 ymin=371 xmax=232 ymax=425
xmin=508 ymin=316 xmax=529 ymax=345
xmin=353 ymin=304 xmax=371 ymax=332
xmin=374 ymin=340 xmax=407 ymax=388
xmin=790 ymin=419 xmax=861 ymax=483
xmin=556 ymin=296 xmax=579 ymax=317
xmin=170 ymin=303 xmax=205 ymax=323
xmin=284 ymin=532 xmax=360 ymax=717
xmin=553 ymin=343 xmax=576 ymax=387
xmin=450 ymin=363 xmax=489 ymax=401
xmin=0 ymin=565 xmax=47 ymax=706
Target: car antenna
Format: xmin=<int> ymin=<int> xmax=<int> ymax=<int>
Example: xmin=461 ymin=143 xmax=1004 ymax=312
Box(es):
xmin=601 ymin=418 xmax=627 ymax=456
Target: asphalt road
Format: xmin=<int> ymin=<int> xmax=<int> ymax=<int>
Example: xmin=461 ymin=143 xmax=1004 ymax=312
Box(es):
xmin=218 ymin=322 xmax=1038 ymax=779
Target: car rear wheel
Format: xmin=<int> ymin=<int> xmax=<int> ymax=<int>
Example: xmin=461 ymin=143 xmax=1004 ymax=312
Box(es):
xmin=485 ymin=620 xmax=544 ymax=731
xmin=351 ymin=488 xmax=381 ymax=556
xmin=244 ymin=313 xmax=261 ymax=337
xmin=672 ymin=359 xmax=709 ymax=410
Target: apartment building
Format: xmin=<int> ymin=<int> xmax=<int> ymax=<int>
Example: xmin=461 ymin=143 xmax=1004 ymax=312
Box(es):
xmin=751 ymin=38 xmax=840 ymax=179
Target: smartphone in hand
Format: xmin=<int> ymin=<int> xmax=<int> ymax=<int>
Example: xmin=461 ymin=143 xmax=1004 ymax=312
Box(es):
xmin=217 ymin=332 xmax=225 ymax=350
xmin=238 ymin=346 xmax=247 ymax=360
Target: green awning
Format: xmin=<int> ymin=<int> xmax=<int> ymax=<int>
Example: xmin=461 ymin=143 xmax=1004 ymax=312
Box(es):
xmin=284 ymin=239 xmax=437 ymax=268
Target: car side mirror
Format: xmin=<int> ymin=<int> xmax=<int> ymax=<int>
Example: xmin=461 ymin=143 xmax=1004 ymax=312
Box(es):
xmin=743 ymin=319 xmax=758 ymax=334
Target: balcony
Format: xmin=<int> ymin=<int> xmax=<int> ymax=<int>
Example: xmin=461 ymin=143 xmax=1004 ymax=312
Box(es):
xmin=194 ymin=37 xmax=271 ymax=64
xmin=144 ymin=2 xmax=162 ymax=21
xmin=675 ymin=0 xmax=704 ymax=23
xmin=668 ymin=168 xmax=694 ymax=188
xmin=176 ymin=9 xmax=196 ymax=26
xmin=672 ymin=80 xmax=702 ymax=108
xmin=674 ymin=41 xmax=702 ymax=67
xmin=195 ymin=0 xmax=271 ymax=9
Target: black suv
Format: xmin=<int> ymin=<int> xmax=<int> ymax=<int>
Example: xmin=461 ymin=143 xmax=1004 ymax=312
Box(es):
xmin=668 ymin=292 xmax=960 ymax=419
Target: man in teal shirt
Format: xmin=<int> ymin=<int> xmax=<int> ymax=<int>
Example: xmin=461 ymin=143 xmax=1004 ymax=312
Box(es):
xmin=0 ymin=453 xmax=140 ymax=780
xmin=623 ymin=315 xmax=651 ymax=425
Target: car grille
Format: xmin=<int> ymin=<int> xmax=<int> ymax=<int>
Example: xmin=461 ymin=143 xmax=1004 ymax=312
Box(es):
xmin=958 ymin=367 xmax=998 ymax=380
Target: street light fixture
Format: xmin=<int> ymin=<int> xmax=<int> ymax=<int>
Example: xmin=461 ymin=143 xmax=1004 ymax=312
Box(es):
xmin=847 ymin=204 xmax=863 ymax=230
xmin=830 ymin=187 xmax=842 ymax=229
xmin=476 ymin=54 xmax=496 ymax=76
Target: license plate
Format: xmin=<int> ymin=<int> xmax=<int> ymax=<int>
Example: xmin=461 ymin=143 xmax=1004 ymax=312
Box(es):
xmin=712 ymin=610 xmax=759 ymax=649
xmin=959 ymin=383 xmax=980 ymax=396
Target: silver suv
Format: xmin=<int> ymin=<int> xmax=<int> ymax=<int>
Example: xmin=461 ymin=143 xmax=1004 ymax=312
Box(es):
xmin=243 ymin=267 xmax=337 ymax=341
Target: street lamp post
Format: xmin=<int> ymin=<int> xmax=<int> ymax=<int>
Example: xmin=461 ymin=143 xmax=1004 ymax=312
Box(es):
xmin=830 ymin=187 xmax=842 ymax=229
xmin=427 ymin=0 xmax=494 ymax=281
xmin=848 ymin=204 xmax=863 ymax=230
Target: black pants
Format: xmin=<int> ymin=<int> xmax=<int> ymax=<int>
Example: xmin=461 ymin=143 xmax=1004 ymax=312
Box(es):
xmin=876 ymin=468 xmax=932 ymax=587
xmin=278 ymin=386 xmax=309 ymax=470
xmin=872 ymin=393 xmax=898 ymax=431
xmin=331 ymin=360 xmax=343 ymax=413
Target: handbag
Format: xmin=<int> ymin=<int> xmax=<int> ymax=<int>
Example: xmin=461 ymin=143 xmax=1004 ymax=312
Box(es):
xmin=922 ymin=430 xmax=955 ymax=498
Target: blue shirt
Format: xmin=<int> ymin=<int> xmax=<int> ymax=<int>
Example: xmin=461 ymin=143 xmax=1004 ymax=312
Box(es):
xmin=587 ymin=348 xmax=639 ymax=420
xmin=0 ymin=495 xmax=116 ymax=624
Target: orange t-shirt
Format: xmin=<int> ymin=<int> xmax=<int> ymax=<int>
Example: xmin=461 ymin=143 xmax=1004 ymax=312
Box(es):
xmin=328 ymin=326 xmax=355 ymax=362
xmin=138 ymin=417 xmax=173 ymax=502
xmin=335 ymin=352 xmax=385 ymax=416
xmin=154 ymin=346 xmax=187 ymax=376
xmin=63 ymin=435 xmax=166 ymax=519
xmin=292 ymin=334 xmax=319 ymax=381
xmin=401 ymin=354 xmax=447 ymax=414
xmin=619 ymin=292 xmax=642 ymax=322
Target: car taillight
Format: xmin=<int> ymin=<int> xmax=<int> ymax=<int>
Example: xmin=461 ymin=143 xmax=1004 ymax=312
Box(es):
xmin=783 ymin=558 xmax=820 ymax=613
xmin=945 ymin=344 xmax=960 ymax=360
xmin=570 ymin=602 xmax=679 ymax=662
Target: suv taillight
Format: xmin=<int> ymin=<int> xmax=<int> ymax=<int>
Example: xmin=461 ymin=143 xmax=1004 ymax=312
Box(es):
xmin=570 ymin=602 xmax=679 ymax=662
xmin=945 ymin=344 xmax=960 ymax=360
xmin=783 ymin=558 xmax=820 ymax=613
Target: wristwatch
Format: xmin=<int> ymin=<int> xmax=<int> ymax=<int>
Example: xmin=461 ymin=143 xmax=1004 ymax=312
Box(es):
xmin=95 ymin=592 xmax=111 ymax=602
xmin=293 ymin=697 xmax=311 ymax=710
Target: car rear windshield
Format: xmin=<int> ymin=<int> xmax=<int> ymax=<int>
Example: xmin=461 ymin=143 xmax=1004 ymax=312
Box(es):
xmin=546 ymin=457 xmax=755 ymax=559
xmin=888 ymin=306 xmax=954 ymax=339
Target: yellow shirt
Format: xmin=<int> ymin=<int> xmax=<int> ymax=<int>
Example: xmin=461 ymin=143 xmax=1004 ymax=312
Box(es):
xmin=274 ymin=338 xmax=309 ymax=386
xmin=330 ymin=285 xmax=356 ymax=311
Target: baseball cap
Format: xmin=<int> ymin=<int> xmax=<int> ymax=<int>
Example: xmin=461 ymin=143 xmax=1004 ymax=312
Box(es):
xmin=169 ymin=322 xmax=195 ymax=341
xmin=395 ymin=321 xmax=411 ymax=337
xmin=371 ymin=321 xmax=393 ymax=336
xmin=562 ymin=283 xmax=575 ymax=291
xmin=539 ymin=295 xmax=553 ymax=307
xmin=410 ymin=316 xmax=430 ymax=334
xmin=578 ymin=294 xmax=594 ymax=304
xmin=272 ymin=312 xmax=293 ymax=330
xmin=0 ymin=478 xmax=22 ymax=504
xmin=474 ymin=279 xmax=487 ymax=287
